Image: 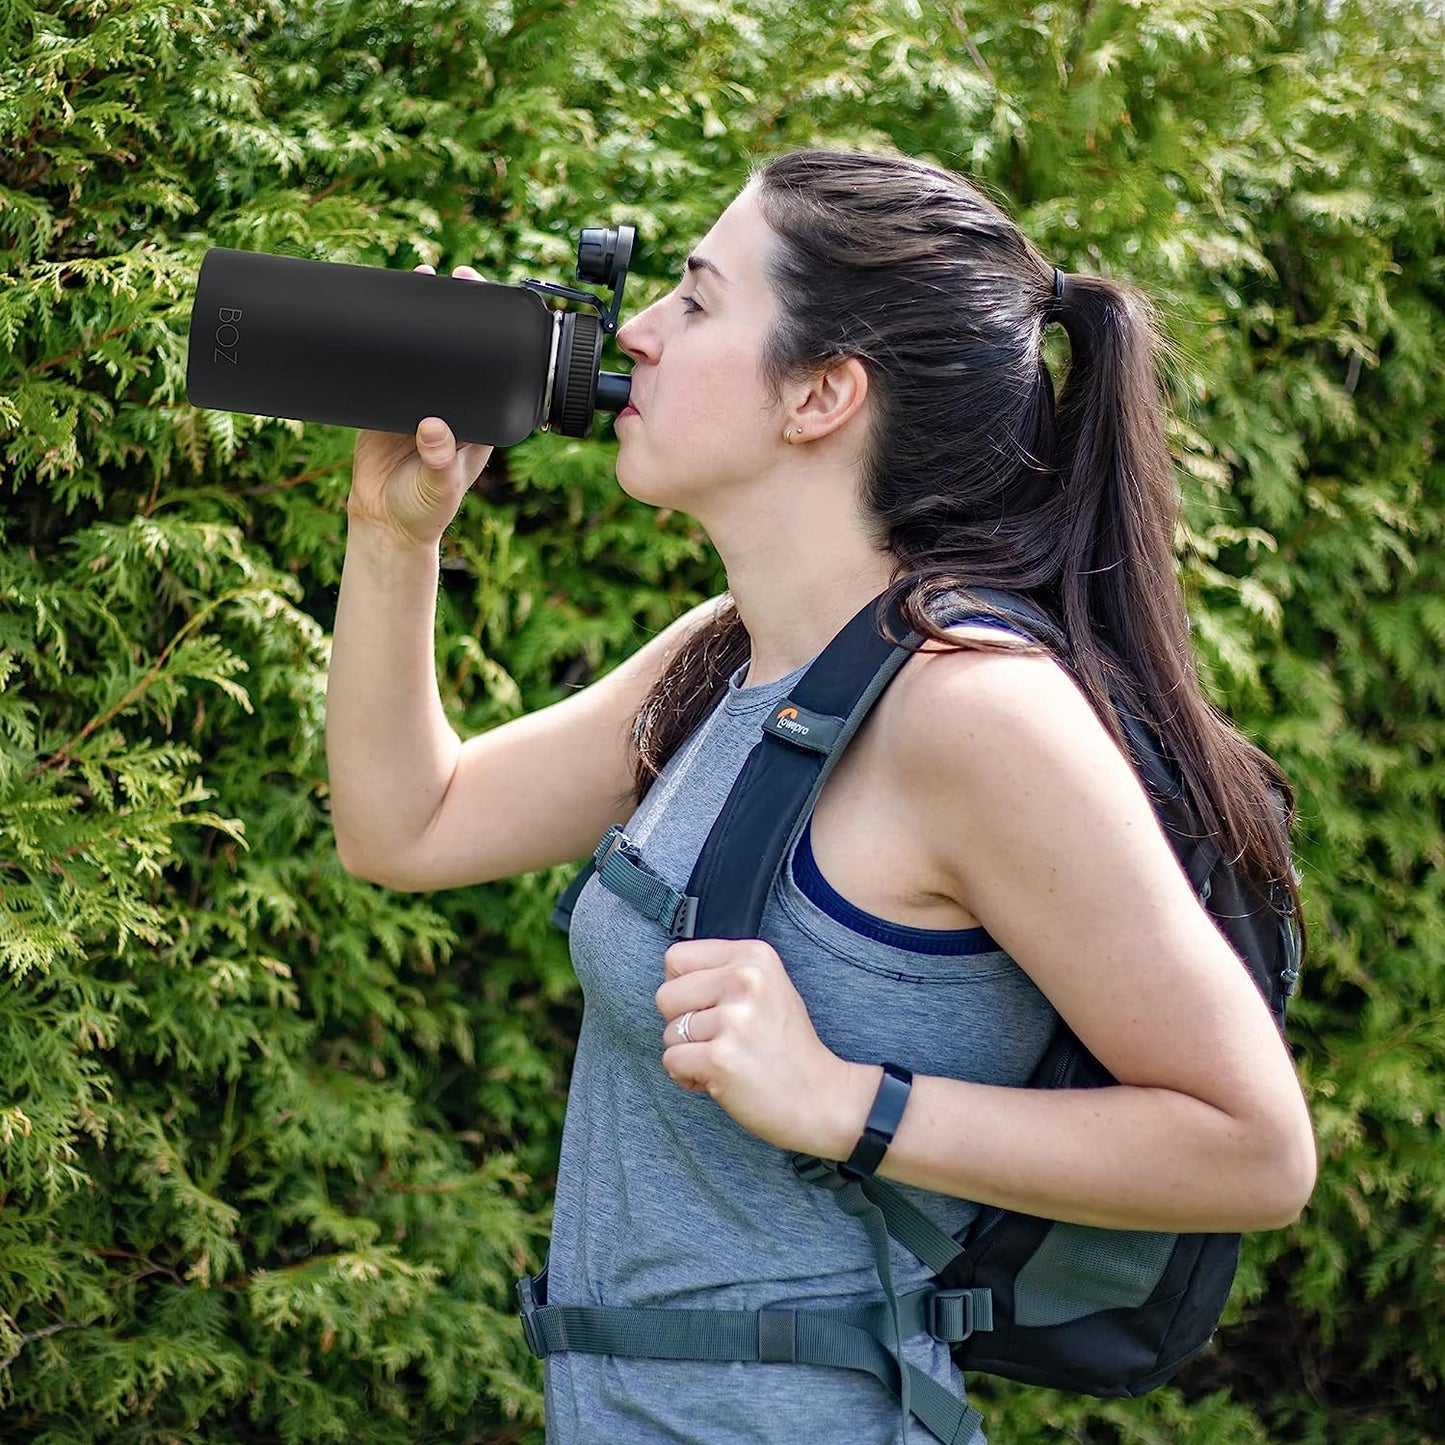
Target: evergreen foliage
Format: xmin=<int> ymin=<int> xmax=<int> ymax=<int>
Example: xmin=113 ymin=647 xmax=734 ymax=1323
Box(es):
xmin=1 ymin=0 xmax=1440 ymax=1439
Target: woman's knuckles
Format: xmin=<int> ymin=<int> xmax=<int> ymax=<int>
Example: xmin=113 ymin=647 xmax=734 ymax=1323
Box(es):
xmin=725 ymin=961 xmax=768 ymax=1000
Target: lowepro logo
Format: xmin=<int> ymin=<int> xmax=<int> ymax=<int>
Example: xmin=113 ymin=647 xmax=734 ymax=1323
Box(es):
xmin=213 ymin=307 xmax=243 ymax=365
xmin=773 ymin=706 xmax=810 ymax=737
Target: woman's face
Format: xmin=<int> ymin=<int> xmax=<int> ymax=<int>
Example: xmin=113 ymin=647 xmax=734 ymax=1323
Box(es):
xmin=612 ymin=185 xmax=788 ymax=512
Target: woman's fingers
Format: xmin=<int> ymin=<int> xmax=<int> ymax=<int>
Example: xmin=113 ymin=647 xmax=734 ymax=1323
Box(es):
xmin=412 ymin=263 xmax=484 ymax=281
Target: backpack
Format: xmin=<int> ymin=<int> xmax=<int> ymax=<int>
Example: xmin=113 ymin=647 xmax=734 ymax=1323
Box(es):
xmin=523 ymin=586 xmax=1301 ymax=1443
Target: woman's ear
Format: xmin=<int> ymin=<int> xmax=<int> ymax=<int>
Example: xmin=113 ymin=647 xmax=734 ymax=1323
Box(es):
xmin=784 ymin=357 xmax=869 ymax=443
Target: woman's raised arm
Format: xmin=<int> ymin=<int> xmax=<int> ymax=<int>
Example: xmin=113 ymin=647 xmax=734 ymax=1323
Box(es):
xmin=325 ymin=325 xmax=721 ymax=892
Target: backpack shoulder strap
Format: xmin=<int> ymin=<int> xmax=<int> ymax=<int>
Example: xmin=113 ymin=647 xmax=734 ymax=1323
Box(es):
xmin=937 ymin=586 xmax=1068 ymax=655
xmin=550 ymin=860 xmax=594 ymax=933
xmin=687 ymin=587 xmax=916 ymax=939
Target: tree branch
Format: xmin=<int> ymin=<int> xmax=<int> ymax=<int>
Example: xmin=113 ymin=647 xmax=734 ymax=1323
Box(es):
xmin=948 ymin=6 xmax=994 ymax=85
xmin=1067 ymin=0 xmax=1100 ymax=82
xmin=28 ymin=322 xmax=136 ymax=378
xmin=0 ymin=1319 xmax=84 ymax=1371
xmin=242 ymin=457 xmax=353 ymax=497
xmin=31 ymin=585 xmax=268 ymax=777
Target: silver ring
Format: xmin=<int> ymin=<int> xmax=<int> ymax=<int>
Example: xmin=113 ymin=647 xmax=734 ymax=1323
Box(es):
xmin=676 ymin=1010 xmax=695 ymax=1044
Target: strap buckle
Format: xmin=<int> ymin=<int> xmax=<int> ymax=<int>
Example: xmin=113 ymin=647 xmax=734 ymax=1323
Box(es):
xmin=516 ymin=1272 xmax=546 ymax=1358
xmin=669 ymin=893 xmax=699 ymax=939
xmin=925 ymin=1287 xmax=993 ymax=1343
xmin=595 ymin=824 xmax=632 ymax=871
xmin=791 ymin=1153 xmax=847 ymax=1190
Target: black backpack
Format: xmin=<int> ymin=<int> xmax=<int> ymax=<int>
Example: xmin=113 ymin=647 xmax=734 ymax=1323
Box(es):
xmin=526 ymin=586 xmax=1301 ymax=1442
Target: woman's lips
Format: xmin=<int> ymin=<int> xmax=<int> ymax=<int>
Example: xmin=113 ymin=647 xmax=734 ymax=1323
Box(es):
xmin=617 ymin=403 xmax=640 ymax=418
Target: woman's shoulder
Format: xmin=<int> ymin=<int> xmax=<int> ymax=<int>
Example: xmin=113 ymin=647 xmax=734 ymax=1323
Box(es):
xmin=881 ymin=622 xmax=1116 ymax=776
xmin=872 ymin=622 xmax=1160 ymax=888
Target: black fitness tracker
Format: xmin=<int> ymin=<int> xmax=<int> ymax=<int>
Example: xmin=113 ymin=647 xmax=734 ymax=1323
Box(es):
xmin=839 ymin=1062 xmax=914 ymax=1180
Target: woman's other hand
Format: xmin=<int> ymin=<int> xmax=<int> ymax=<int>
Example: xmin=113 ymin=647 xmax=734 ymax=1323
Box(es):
xmin=656 ymin=937 xmax=878 ymax=1160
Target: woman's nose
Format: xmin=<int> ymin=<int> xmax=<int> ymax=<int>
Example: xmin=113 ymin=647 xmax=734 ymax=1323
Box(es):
xmin=616 ymin=298 xmax=661 ymax=362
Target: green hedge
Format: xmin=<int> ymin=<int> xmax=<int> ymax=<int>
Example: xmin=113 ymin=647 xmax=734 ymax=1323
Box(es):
xmin=1 ymin=1 xmax=1441 ymax=1439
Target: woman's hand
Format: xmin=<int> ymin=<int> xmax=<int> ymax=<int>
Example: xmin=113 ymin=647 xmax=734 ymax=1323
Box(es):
xmin=656 ymin=937 xmax=878 ymax=1159
xmin=346 ymin=264 xmax=496 ymax=548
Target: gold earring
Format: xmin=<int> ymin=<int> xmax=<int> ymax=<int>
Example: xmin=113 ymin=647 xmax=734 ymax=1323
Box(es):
xmin=786 ymin=427 xmax=801 ymax=444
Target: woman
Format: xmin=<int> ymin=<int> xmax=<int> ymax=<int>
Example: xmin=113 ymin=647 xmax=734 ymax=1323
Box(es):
xmin=326 ymin=149 xmax=1316 ymax=1442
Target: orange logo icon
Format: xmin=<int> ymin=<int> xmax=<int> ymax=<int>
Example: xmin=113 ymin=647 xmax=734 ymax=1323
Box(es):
xmin=777 ymin=707 xmax=800 ymax=721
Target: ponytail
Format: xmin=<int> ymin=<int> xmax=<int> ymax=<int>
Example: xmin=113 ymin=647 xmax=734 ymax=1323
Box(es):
xmin=1044 ymin=271 xmax=1299 ymax=915
xmin=1051 ymin=272 xmax=1185 ymax=724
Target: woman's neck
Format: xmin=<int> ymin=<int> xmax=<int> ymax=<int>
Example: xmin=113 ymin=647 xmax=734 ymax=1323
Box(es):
xmin=709 ymin=501 xmax=898 ymax=687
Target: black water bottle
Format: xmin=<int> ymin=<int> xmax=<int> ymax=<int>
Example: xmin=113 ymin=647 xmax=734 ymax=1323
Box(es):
xmin=185 ymin=228 xmax=634 ymax=447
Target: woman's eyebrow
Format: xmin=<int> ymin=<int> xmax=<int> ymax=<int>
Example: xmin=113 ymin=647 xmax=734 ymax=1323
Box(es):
xmin=685 ymin=254 xmax=730 ymax=286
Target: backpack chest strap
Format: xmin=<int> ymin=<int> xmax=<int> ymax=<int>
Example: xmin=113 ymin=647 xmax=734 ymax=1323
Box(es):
xmin=589 ymin=824 xmax=699 ymax=939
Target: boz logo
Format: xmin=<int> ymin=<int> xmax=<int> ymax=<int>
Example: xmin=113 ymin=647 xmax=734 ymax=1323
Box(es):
xmin=214 ymin=307 xmax=243 ymax=365
xmin=774 ymin=706 xmax=810 ymax=737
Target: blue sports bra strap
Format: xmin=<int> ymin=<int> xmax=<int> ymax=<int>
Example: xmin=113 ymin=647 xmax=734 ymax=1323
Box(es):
xmin=946 ymin=587 xmax=1068 ymax=655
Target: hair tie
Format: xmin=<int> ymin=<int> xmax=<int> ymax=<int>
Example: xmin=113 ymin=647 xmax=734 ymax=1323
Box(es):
xmin=1046 ymin=267 xmax=1068 ymax=321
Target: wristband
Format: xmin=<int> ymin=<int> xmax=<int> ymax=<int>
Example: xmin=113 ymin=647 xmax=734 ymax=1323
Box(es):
xmin=839 ymin=1062 xmax=913 ymax=1180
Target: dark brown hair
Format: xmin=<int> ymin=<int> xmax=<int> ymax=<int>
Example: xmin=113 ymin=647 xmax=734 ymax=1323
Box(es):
xmin=631 ymin=148 xmax=1298 ymax=921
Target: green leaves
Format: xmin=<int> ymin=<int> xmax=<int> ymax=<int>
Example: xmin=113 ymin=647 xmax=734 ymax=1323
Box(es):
xmin=1 ymin=0 xmax=1442 ymax=1439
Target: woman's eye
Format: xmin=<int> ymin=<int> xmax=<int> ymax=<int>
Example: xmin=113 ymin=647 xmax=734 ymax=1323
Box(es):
xmin=680 ymin=295 xmax=704 ymax=315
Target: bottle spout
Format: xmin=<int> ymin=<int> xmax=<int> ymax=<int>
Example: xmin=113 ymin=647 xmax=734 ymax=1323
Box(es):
xmin=594 ymin=370 xmax=632 ymax=412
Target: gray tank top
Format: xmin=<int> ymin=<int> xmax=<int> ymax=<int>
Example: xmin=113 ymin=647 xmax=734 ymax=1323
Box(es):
xmin=545 ymin=648 xmax=1058 ymax=1443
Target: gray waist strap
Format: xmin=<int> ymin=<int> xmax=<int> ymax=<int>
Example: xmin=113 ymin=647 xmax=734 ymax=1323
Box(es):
xmin=518 ymin=1274 xmax=986 ymax=1445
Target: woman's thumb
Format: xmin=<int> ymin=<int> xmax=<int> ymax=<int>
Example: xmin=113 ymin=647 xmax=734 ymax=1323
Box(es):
xmin=416 ymin=416 xmax=455 ymax=467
